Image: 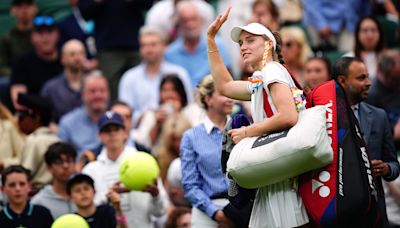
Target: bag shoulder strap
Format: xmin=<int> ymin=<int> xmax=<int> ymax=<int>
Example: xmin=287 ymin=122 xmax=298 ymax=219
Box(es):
xmin=262 ymin=68 xmax=305 ymax=118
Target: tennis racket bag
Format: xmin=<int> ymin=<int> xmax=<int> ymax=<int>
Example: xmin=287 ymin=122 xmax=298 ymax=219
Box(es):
xmin=299 ymin=80 xmax=382 ymax=227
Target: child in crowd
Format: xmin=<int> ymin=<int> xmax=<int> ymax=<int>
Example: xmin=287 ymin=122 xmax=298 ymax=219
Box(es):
xmin=0 ymin=165 xmax=53 ymax=228
xmin=66 ymin=173 xmax=127 ymax=228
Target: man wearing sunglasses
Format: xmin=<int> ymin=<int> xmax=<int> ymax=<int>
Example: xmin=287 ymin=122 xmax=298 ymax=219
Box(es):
xmin=10 ymin=15 xmax=62 ymax=111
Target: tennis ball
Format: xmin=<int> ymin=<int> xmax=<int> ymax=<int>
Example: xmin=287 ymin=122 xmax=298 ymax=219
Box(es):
xmin=119 ymin=152 xmax=160 ymax=191
xmin=51 ymin=214 xmax=89 ymax=228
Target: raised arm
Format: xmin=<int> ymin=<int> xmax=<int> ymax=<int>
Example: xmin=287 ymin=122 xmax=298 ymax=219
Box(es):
xmin=206 ymin=7 xmax=251 ymax=101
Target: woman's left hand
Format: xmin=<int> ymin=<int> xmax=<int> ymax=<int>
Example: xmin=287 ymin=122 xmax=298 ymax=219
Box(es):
xmin=228 ymin=126 xmax=247 ymax=144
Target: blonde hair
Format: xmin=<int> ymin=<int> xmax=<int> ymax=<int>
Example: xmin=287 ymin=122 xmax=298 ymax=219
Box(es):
xmin=195 ymin=75 xmax=214 ymax=110
xmin=156 ymin=113 xmax=192 ymax=181
xmin=280 ymin=26 xmax=311 ymax=66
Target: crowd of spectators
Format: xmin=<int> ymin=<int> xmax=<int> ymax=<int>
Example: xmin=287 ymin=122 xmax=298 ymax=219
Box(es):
xmin=0 ymin=0 xmax=400 ymax=227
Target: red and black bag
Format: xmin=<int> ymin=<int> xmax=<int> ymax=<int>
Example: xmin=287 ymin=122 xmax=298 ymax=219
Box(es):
xmin=299 ymin=80 xmax=382 ymax=227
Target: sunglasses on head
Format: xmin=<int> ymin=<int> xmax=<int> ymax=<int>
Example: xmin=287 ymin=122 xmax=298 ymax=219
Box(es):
xmin=34 ymin=16 xmax=55 ymax=27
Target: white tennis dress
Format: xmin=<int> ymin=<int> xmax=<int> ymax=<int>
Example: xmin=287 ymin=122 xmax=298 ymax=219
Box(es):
xmin=248 ymin=62 xmax=309 ymax=228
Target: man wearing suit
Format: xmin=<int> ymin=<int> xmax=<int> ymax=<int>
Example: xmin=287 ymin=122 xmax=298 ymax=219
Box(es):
xmin=333 ymin=57 xmax=400 ymax=227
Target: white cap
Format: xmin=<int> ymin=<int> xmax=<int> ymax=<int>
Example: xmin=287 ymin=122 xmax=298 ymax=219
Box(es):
xmin=230 ymin=23 xmax=276 ymax=50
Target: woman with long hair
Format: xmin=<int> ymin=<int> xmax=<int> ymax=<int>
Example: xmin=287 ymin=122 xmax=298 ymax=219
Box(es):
xmin=133 ymin=74 xmax=188 ymax=150
xmin=206 ymin=7 xmax=309 ymax=227
xmin=353 ymin=16 xmax=385 ymax=79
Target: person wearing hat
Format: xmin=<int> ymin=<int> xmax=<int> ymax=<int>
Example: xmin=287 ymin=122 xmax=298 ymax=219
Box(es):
xmin=17 ymin=93 xmax=60 ymax=192
xmin=10 ymin=14 xmax=62 ymax=111
xmin=206 ymin=7 xmax=309 ymax=227
xmin=82 ymin=111 xmax=169 ymax=227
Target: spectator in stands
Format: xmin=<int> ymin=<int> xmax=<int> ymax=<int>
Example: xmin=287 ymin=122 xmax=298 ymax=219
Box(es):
xmin=67 ymin=173 xmax=127 ymax=228
xmin=366 ymin=50 xmax=400 ymax=150
xmin=82 ymin=111 xmax=168 ymax=227
xmin=303 ymin=57 xmax=331 ymax=93
xmin=346 ymin=16 xmax=385 ymax=80
xmin=303 ymin=0 xmax=371 ymax=52
xmin=0 ymin=102 xmax=24 ymax=171
xmin=156 ymin=114 xmax=191 ymax=182
xmin=134 ymin=74 xmax=189 ymax=150
xmin=57 ymin=0 xmax=98 ymax=70
xmin=41 ymin=39 xmax=86 ymax=123
xmin=118 ymin=25 xmax=193 ymax=123
xmin=110 ymin=101 xmax=149 ymax=152
xmin=17 ymin=94 xmax=59 ymax=191
xmin=165 ymin=206 xmax=192 ymax=228
xmin=0 ymin=0 xmax=37 ymax=77
xmin=334 ymin=57 xmax=400 ymax=227
xmin=165 ymin=0 xmax=232 ymax=88
xmin=78 ymin=0 xmax=154 ymax=101
xmin=31 ymin=142 xmax=77 ymax=219
xmin=58 ymin=70 xmax=109 ymax=156
xmin=166 ymin=158 xmax=191 ymax=208
xmin=10 ymin=15 xmax=63 ymax=111
xmin=145 ymin=0 xmax=214 ymax=43
xmin=0 ymin=165 xmax=53 ymax=227
xmin=180 ymin=76 xmax=234 ymax=227
xmin=280 ymin=26 xmax=312 ymax=85
xmin=250 ymin=0 xmax=280 ymax=32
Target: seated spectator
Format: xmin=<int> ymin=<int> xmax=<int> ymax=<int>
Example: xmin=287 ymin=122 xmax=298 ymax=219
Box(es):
xmin=0 ymin=102 xmax=24 ymax=171
xmin=10 ymin=15 xmax=63 ymax=111
xmin=31 ymin=142 xmax=77 ymax=219
xmin=82 ymin=111 xmax=168 ymax=227
xmin=250 ymin=0 xmax=280 ymax=32
xmin=0 ymin=0 xmax=37 ymax=77
xmin=345 ymin=16 xmax=385 ymax=80
xmin=366 ymin=50 xmax=400 ymax=150
xmin=41 ymin=39 xmax=86 ymax=123
xmin=78 ymin=0 xmax=154 ymax=100
xmin=110 ymin=101 xmax=150 ymax=153
xmin=0 ymin=165 xmax=53 ymax=227
xmin=17 ymin=93 xmax=59 ymax=191
xmin=165 ymin=0 xmax=232 ymax=88
xmin=280 ymin=26 xmax=312 ymax=84
xmin=57 ymin=0 xmax=98 ymax=70
xmin=118 ymin=25 xmax=193 ymax=123
xmin=67 ymin=173 xmax=126 ymax=228
xmin=166 ymin=158 xmax=190 ymax=208
xmin=58 ymin=70 xmax=109 ymax=156
xmin=303 ymin=57 xmax=331 ymax=93
xmin=303 ymin=0 xmax=370 ymax=52
xmin=133 ymin=74 xmax=189 ymax=150
xmin=145 ymin=0 xmax=214 ymax=43
xmin=156 ymin=115 xmax=191 ymax=182
xmin=165 ymin=206 xmax=192 ymax=228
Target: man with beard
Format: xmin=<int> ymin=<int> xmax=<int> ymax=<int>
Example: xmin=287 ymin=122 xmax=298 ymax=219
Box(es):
xmin=41 ymin=39 xmax=86 ymax=123
xmin=334 ymin=57 xmax=400 ymax=227
xmin=58 ymin=70 xmax=109 ymax=157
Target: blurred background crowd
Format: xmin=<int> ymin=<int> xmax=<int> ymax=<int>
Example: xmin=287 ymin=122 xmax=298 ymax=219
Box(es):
xmin=0 ymin=0 xmax=400 ymax=227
